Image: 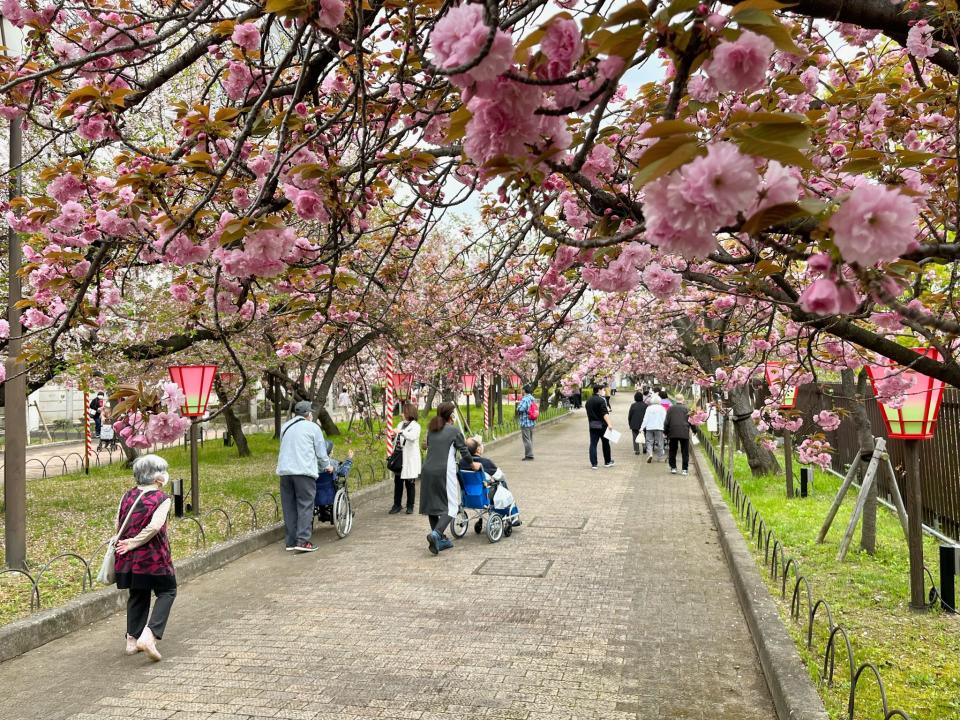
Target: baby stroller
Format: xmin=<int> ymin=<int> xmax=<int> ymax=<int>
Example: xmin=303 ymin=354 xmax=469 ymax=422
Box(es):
xmin=97 ymin=423 xmax=119 ymax=452
xmin=313 ymin=442 xmax=354 ymax=538
xmin=452 ymin=470 xmax=520 ymax=543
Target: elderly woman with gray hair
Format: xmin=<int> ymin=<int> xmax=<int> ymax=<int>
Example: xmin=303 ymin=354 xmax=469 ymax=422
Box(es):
xmin=114 ymin=454 xmax=177 ymax=661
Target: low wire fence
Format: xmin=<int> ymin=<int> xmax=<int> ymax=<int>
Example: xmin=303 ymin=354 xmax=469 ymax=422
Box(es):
xmin=698 ymin=427 xmax=923 ymax=720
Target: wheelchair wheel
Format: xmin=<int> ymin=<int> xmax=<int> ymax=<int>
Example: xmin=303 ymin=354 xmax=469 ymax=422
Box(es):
xmin=452 ymin=510 xmax=469 ymax=538
xmin=333 ymin=488 xmax=353 ymax=538
xmin=474 ymin=519 xmax=483 ymax=534
xmin=504 ymin=523 xmax=512 ymax=537
xmin=486 ymin=513 xmax=504 ymax=543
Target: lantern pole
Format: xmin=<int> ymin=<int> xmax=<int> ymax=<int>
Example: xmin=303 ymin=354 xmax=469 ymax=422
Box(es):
xmin=465 ymin=380 xmax=471 ymax=431
xmin=784 ymin=429 xmax=794 ymax=499
xmin=3 ymin=13 xmax=26 ymax=569
xmin=904 ymin=439 xmax=926 ymax=609
xmin=190 ymin=420 xmax=201 ymax=514
xmin=496 ymin=374 xmax=503 ymax=425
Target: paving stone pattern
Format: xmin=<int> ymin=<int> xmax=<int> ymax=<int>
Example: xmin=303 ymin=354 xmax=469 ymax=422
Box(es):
xmin=1 ymin=403 xmax=774 ymax=719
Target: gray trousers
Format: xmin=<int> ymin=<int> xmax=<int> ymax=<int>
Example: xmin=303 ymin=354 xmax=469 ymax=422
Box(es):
xmin=521 ymin=426 xmax=534 ymax=458
xmin=645 ymin=430 xmax=665 ymax=459
xmin=280 ymin=474 xmax=316 ymax=546
xmin=127 ymin=587 xmax=176 ymax=639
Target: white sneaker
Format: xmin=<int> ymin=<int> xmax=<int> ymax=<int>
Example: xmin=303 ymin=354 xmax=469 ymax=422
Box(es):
xmin=125 ymin=634 xmax=140 ymax=655
xmin=670 ymin=468 xmax=677 ymax=474
xmin=682 ymin=470 xmax=689 ymax=476
xmin=136 ymin=627 xmax=162 ymax=662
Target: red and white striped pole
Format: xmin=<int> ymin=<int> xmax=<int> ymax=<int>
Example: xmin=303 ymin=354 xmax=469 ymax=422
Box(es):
xmin=384 ymin=348 xmax=396 ymax=457
xmin=83 ymin=390 xmax=91 ymax=474
xmin=481 ymin=374 xmax=490 ymax=436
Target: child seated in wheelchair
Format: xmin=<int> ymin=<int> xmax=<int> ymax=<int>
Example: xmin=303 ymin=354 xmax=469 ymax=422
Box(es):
xmin=458 ymin=438 xmax=521 ymax=527
xmin=314 ymin=441 xmax=354 ymax=523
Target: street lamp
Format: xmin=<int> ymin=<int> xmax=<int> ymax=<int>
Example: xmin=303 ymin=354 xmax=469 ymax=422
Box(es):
xmin=395 ymin=373 xmax=414 ymax=402
xmin=765 ymin=361 xmax=798 ymax=498
xmin=168 ymin=364 xmax=218 ymax=514
xmin=866 ymin=347 xmax=944 ymax=609
xmin=461 ymin=373 xmax=476 ymax=429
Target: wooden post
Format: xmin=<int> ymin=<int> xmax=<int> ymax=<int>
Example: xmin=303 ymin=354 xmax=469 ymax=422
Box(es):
xmin=837 ymin=459 xmax=881 ymax=561
xmin=883 ymin=454 xmax=910 ymax=540
xmin=904 ymin=439 xmax=926 ymax=610
xmin=726 ymin=411 xmax=735 ymax=472
xmin=817 ymin=454 xmax=862 ymax=543
xmin=190 ymin=421 xmax=200 ymax=514
xmin=784 ymin=429 xmax=794 ymax=499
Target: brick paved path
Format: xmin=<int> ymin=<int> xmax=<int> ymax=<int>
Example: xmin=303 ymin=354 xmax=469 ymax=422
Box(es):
xmin=0 ymin=403 xmax=773 ymax=720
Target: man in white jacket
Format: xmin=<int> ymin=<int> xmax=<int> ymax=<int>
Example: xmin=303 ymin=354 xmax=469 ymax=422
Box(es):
xmin=639 ymin=398 xmax=667 ymax=463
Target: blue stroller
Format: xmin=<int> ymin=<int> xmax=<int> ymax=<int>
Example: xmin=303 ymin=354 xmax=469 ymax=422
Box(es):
xmin=451 ymin=470 xmax=520 ymax=543
xmin=314 ymin=441 xmax=354 ymax=538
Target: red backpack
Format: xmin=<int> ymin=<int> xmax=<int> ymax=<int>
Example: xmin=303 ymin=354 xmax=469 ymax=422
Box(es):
xmin=527 ymin=400 xmax=539 ymax=421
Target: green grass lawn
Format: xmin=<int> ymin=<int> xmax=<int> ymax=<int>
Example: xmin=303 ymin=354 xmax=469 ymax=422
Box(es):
xmin=0 ymin=406 xmax=566 ymax=627
xmin=702 ymin=433 xmax=960 ymax=720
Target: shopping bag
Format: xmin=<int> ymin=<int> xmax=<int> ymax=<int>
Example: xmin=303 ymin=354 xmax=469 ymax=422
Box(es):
xmin=493 ymin=484 xmax=515 ymax=510
xmin=97 ymin=494 xmax=142 ymax=585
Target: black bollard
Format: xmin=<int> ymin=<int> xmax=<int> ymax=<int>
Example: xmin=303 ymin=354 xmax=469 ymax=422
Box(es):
xmin=800 ymin=468 xmax=812 ymax=498
xmin=940 ymin=545 xmax=958 ymax=613
xmin=172 ymin=478 xmax=185 ymax=518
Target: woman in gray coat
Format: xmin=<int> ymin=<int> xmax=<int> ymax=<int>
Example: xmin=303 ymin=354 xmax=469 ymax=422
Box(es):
xmin=420 ymin=401 xmax=480 ymax=555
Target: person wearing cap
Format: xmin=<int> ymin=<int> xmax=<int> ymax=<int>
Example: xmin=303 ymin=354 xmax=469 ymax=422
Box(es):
xmin=276 ymin=400 xmax=333 ymax=553
xmin=516 ymin=383 xmax=537 ymax=461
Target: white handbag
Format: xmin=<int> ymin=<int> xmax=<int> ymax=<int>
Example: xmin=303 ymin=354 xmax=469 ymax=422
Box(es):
xmin=97 ymin=493 xmax=142 ymax=585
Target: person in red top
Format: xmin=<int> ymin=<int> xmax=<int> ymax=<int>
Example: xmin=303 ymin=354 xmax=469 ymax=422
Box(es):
xmin=114 ymin=454 xmax=177 ymax=661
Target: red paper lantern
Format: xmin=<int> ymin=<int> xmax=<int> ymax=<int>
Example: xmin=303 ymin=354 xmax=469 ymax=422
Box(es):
xmin=168 ymin=364 xmax=218 ymax=417
xmin=509 ymin=373 xmax=522 ymax=389
xmin=395 ymin=373 xmax=414 ymax=400
xmin=219 ymin=372 xmax=237 ymax=385
xmin=461 ymin=373 xmax=477 ymax=392
xmin=866 ymin=348 xmax=944 ymax=440
xmin=764 ymin=361 xmax=797 ymax=409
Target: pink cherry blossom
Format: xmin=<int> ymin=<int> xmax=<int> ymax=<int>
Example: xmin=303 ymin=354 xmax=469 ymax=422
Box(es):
xmin=704 ymin=30 xmax=775 ymax=93
xmin=23 ymin=308 xmax=54 ymax=328
xmin=146 ymin=412 xmax=192 ymax=445
xmin=828 ymin=184 xmax=917 ymax=266
xmin=679 ymin=142 xmax=760 ymax=225
xmin=170 ymin=284 xmax=192 ymax=302
xmin=293 ymin=190 xmax=331 ymax=223
xmin=906 ymin=20 xmax=935 ymax=58
xmin=642 ymin=262 xmax=681 ymax=298
xmin=464 ymin=79 xmax=542 ymax=165
xmin=318 ymin=0 xmax=345 ymax=30
xmin=277 ymin=341 xmax=303 ymax=358
xmin=48 ymin=174 xmax=86 ymax=204
xmin=798 ymin=278 xmax=841 ymax=315
xmin=161 ymin=382 xmax=187 ymax=413
xmin=540 ymin=18 xmax=582 ymax=80
xmin=814 ymin=410 xmax=841 ymax=432
xmin=430 ymin=3 xmax=512 ymax=95
xmin=0 ymin=319 xmax=8 ymax=339
xmin=807 ymin=253 xmax=832 ymax=275
xmin=231 ymin=23 xmax=260 ymax=51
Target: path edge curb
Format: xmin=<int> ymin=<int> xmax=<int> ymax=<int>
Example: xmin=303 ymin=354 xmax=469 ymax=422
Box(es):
xmin=691 ymin=445 xmax=829 ymax=720
xmin=0 ymin=411 xmax=572 ymax=664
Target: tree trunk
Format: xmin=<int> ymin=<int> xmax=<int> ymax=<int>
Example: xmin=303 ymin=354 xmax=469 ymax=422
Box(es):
xmin=214 ymin=379 xmax=250 ymax=457
xmin=841 ymin=369 xmax=878 ymax=554
xmin=729 ymin=384 xmax=781 ymax=476
xmin=423 ymin=383 xmax=438 ymax=415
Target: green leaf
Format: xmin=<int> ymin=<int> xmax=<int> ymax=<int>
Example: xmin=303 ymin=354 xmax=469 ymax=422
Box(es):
xmin=634 ymin=134 xmax=696 ymax=169
xmin=444 ymin=105 xmax=471 ymax=143
xmin=739 ymin=123 xmax=810 ymax=149
xmin=730 ymin=0 xmax=796 ymax=14
xmin=734 ymin=135 xmax=813 ymax=169
xmin=632 ymin=142 xmax=701 ymax=187
xmin=740 ymin=18 xmax=805 ymax=55
xmin=642 ymin=120 xmax=700 ymax=138
xmin=741 ymin=202 xmax=810 ymax=235
xmin=840 ymin=159 xmax=882 ymax=174
xmin=604 ymin=1 xmax=650 ymax=26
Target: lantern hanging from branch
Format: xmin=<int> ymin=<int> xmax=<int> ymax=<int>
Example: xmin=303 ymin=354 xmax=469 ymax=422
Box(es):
xmin=865 ymin=348 xmax=944 ymax=439
xmin=764 ymin=361 xmax=797 ymax=409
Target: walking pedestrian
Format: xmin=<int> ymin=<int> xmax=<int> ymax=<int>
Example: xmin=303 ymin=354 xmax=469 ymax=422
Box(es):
xmin=90 ymin=391 xmax=105 ymax=436
xmin=420 ymin=401 xmax=480 ymax=555
xmin=628 ymin=389 xmax=648 ymax=456
xmin=665 ymin=395 xmax=692 ymax=475
xmin=389 ymin=403 xmax=421 ymax=514
xmin=640 ymin=395 xmax=667 ymax=463
xmin=516 ymin=383 xmax=537 ymax=461
xmin=658 ymin=389 xmax=672 ymax=409
xmin=114 ymin=454 xmax=176 ymax=662
xmin=586 ymin=383 xmax=614 ymax=469
xmin=276 ymin=401 xmax=333 ymax=553
xmin=337 ymin=387 xmax=351 ymax=421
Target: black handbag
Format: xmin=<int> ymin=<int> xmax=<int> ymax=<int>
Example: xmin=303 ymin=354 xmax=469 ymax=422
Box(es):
xmin=387 ymin=423 xmax=407 ymax=473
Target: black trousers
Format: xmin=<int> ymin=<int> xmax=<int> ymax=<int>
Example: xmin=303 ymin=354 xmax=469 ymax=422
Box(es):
xmin=589 ymin=427 xmax=611 ymax=467
xmin=428 ymin=514 xmax=452 ymax=535
xmin=127 ymin=587 xmax=176 ymax=639
xmin=668 ymin=438 xmax=690 ymax=471
xmin=631 ymin=429 xmax=643 ymax=454
xmin=393 ymin=474 xmax=415 ymax=509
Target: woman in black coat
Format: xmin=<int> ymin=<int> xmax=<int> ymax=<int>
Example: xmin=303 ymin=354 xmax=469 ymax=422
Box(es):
xmin=419 ymin=401 xmax=480 ymax=555
xmin=664 ymin=396 xmax=691 ymax=475
xmin=627 ymin=389 xmax=648 ymax=456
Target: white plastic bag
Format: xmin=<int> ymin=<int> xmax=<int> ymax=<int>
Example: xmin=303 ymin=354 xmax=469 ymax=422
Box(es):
xmin=493 ymin=484 xmax=515 ymax=510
